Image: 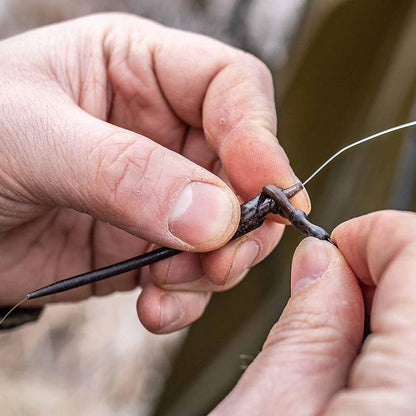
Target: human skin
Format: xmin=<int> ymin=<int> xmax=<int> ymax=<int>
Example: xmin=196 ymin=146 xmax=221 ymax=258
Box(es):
xmin=213 ymin=210 xmax=416 ymax=415
xmin=2 ymin=14 xmax=415 ymax=415
xmin=0 ymin=13 xmax=309 ymax=333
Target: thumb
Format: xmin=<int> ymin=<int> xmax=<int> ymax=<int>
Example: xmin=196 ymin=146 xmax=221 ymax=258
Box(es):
xmin=212 ymin=238 xmax=364 ymax=416
xmin=28 ymin=108 xmax=240 ymax=252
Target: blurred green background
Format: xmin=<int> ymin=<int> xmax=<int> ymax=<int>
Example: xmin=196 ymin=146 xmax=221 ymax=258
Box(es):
xmin=156 ymin=1 xmax=416 ymax=414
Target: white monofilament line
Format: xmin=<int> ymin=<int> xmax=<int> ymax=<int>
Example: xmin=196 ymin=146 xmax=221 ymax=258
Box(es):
xmin=1 ymin=121 xmax=416 ymax=327
xmin=302 ymin=120 xmax=416 ymax=186
xmin=0 ymin=297 xmax=28 ymax=326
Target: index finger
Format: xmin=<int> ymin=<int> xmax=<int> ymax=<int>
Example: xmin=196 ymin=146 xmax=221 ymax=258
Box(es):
xmin=154 ymin=27 xmax=310 ymax=211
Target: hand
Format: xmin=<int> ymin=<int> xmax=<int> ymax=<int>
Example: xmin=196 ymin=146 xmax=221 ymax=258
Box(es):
xmin=0 ymin=13 xmax=309 ymax=332
xmin=213 ymin=210 xmax=416 ymax=415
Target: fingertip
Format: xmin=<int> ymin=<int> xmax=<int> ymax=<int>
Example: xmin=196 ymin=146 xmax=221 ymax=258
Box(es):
xmin=137 ymin=286 xmax=184 ymax=333
xmin=168 ymin=181 xmax=240 ymax=251
xmin=137 ymin=285 xmax=162 ymax=333
xmin=331 ymin=212 xmax=377 ymax=250
xmin=202 ymin=220 xmax=283 ymax=286
xmin=291 ymin=236 xmax=353 ymax=295
xmin=331 ymin=220 xmax=351 ymax=247
xmin=137 ymin=284 xmax=211 ymax=333
xmin=290 ymin=237 xmax=364 ymax=342
xmin=202 ymin=238 xmax=259 ymax=286
xmin=291 ymin=237 xmax=331 ymax=294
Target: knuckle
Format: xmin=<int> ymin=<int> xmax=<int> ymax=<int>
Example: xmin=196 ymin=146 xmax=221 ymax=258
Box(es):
xmin=225 ymin=51 xmax=273 ymax=91
xmin=89 ymin=132 xmax=159 ymax=208
xmin=246 ymin=52 xmax=271 ymax=72
xmin=350 ymin=334 xmax=416 ymax=389
xmin=372 ymin=210 xmax=416 ymax=234
xmin=237 ymin=51 xmax=273 ymax=82
xmin=368 ymin=210 xmax=416 ymax=260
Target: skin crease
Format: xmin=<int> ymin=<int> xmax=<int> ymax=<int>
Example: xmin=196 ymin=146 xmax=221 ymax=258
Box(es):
xmin=0 ymin=14 xmax=309 ymax=332
xmin=1 ymin=13 xmax=415 ymax=416
xmin=211 ymin=211 xmax=416 ymax=415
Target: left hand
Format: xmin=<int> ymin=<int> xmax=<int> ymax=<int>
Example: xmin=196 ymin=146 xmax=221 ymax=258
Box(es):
xmin=212 ymin=211 xmax=416 ymax=415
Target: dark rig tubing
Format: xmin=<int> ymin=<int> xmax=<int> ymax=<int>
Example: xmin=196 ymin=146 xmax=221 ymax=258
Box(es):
xmin=27 ymin=182 xmax=331 ymax=300
xmin=27 ymin=247 xmax=181 ymax=299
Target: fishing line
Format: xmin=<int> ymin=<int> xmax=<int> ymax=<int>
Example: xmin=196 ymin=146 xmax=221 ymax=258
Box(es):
xmin=0 ymin=298 xmax=28 ymax=326
xmin=1 ymin=120 xmax=416 ymax=327
xmin=302 ymin=120 xmax=416 ymax=186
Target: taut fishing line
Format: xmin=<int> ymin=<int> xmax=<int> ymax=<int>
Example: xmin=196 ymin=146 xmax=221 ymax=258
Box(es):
xmin=0 ymin=298 xmax=29 ymax=326
xmin=302 ymin=120 xmax=416 ymax=186
xmin=1 ymin=120 xmax=416 ymax=326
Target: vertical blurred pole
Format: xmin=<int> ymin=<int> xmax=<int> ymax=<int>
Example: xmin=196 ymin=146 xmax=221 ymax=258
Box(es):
xmin=388 ymin=106 xmax=416 ymax=210
xmin=228 ymin=0 xmax=254 ymax=51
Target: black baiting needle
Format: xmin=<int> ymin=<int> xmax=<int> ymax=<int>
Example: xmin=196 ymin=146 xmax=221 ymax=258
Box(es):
xmin=27 ymin=246 xmax=182 ymax=299
xmin=25 ymin=182 xmax=331 ymax=300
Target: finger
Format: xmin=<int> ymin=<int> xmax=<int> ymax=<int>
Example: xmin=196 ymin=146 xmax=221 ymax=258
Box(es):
xmin=149 ymin=27 xmax=310 ymax=212
xmin=201 ymin=219 xmax=284 ymax=285
xmin=137 ymin=283 xmax=211 ymax=333
xmin=104 ymin=16 xmax=309 ymax=212
xmin=14 ymin=99 xmax=240 ymax=252
xmin=324 ymin=211 xmax=416 ymax=414
xmin=181 ymin=127 xmax=218 ymax=173
xmin=149 ymin=220 xmax=284 ymax=291
xmin=148 ymin=251 xmax=205 ymax=288
xmin=212 ymin=238 xmax=363 ymax=416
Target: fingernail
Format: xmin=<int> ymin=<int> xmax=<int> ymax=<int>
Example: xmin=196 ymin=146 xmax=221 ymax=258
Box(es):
xmin=226 ymin=240 xmax=259 ymax=284
xmin=169 ymin=182 xmax=235 ymax=248
xmin=160 ymin=294 xmax=183 ymax=330
xmin=291 ymin=237 xmax=330 ymax=294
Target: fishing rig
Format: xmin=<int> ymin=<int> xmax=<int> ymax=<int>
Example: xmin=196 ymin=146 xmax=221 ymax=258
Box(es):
xmin=1 ymin=120 xmax=416 ymax=327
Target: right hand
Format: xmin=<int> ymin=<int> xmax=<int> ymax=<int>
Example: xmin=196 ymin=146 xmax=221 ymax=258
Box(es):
xmin=0 ymin=13 xmax=308 ymax=333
